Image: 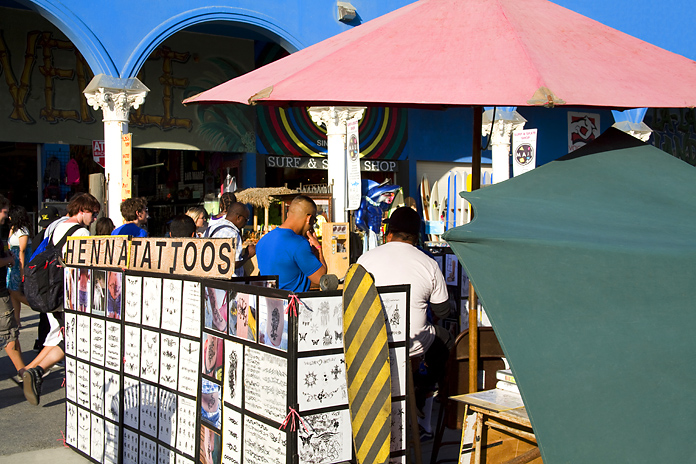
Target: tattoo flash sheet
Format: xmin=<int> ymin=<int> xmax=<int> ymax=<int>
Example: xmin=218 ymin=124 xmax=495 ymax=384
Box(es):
xmin=258 ymin=296 xmax=288 ymax=351
xmin=124 ymin=275 xmax=142 ymax=324
xmin=243 ymin=416 xmax=286 ymax=464
xmin=123 ymin=326 xmax=141 ymax=377
xmin=161 ymin=278 xmax=183 ymax=333
xmin=76 ymin=314 xmax=91 ymax=360
xmin=92 ymin=269 xmax=107 ymax=316
xmin=64 ymin=312 xmax=76 ymax=357
xmin=90 ymin=317 xmax=105 ymax=366
xmin=105 ymin=321 xmax=122 ymax=372
xmin=297 ymin=354 xmax=348 ymax=411
xmin=230 ymin=292 xmax=257 ymax=341
xmin=381 ymin=292 xmax=408 ymax=344
xmin=298 ymin=409 xmax=352 ymax=464
xmin=177 ymin=396 xmax=198 ymax=458
xmin=178 ymin=339 xmax=200 ymax=397
xmin=205 ymin=286 xmax=228 ymax=334
xmin=223 ymin=340 xmax=243 ymax=408
xmin=298 ymin=296 xmax=343 ymax=352
xmin=140 ymin=329 xmax=160 ymax=383
xmin=222 ymin=407 xmax=242 ymax=464
xmin=181 ymin=280 xmax=201 ymax=337
xmin=244 ymin=347 xmax=287 ymax=423
xmin=160 ymin=334 xmax=180 ymax=390
xmin=142 ymin=277 xmax=162 ymax=328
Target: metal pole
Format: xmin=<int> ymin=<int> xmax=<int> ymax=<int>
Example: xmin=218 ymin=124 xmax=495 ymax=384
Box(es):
xmin=469 ymin=106 xmax=482 ymax=393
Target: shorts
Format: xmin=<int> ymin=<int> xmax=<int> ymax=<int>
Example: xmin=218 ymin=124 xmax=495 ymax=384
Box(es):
xmin=44 ymin=311 xmax=65 ymax=348
xmin=79 ymin=290 xmax=88 ymax=308
xmin=0 ymin=294 xmax=18 ymax=350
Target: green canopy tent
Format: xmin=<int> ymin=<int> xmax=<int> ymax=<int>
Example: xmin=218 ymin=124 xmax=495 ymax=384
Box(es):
xmin=442 ymin=128 xmax=696 ymax=463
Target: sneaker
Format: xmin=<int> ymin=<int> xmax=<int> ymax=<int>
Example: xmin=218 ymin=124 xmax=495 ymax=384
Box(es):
xmin=10 ymin=374 xmax=22 ymax=386
xmin=22 ymin=366 xmax=44 ymax=406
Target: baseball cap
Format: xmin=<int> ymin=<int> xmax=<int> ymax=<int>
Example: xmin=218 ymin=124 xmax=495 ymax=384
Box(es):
xmin=384 ymin=206 xmax=421 ymax=236
xmin=38 ymin=205 xmax=60 ymax=227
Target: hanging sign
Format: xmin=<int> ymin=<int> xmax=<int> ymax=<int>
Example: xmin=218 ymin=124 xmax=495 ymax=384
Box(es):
xmin=92 ymin=140 xmax=105 ymax=168
xmin=512 ymin=129 xmax=537 ymax=177
xmin=346 ymin=118 xmax=362 ymax=210
xmin=121 ymin=133 xmax=132 ymax=200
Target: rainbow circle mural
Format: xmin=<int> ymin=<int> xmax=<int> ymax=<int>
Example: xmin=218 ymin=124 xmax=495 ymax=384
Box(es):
xmin=255 ymin=43 xmax=408 ymax=160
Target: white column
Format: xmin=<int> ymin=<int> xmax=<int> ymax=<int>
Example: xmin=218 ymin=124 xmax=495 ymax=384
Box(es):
xmin=84 ymin=75 xmax=148 ymax=222
xmin=308 ymin=106 xmax=365 ymax=222
xmin=482 ymin=109 xmax=526 ymax=184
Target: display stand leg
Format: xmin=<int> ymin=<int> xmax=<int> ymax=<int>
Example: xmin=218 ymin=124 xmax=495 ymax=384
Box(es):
xmin=408 ymin=361 xmax=423 ymax=464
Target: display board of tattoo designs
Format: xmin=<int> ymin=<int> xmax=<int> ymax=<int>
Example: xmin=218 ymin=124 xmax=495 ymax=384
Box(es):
xmin=63 ymin=264 xmax=408 ymax=464
xmin=295 ymin=287 xmax=410 ymax=464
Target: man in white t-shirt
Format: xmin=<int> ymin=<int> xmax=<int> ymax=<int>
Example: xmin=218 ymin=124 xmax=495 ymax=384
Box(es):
xmin=22 ymin=193 xmax=100 ymax=405
xmin=357 ymin=206 xmax=451 ymax=438
xmin=205 ymin=202 xmax=255 ymax=277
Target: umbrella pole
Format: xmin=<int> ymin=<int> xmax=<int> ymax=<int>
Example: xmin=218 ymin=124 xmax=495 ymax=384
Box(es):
xmin=469 ymin=106 xmax=482 ymax=393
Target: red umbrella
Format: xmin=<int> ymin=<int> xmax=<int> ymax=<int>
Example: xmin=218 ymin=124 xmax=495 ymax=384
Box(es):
xmin=184 ymin=0 xmax=696 ymax=109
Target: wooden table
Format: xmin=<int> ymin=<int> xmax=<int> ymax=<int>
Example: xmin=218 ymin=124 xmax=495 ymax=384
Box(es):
xmin=451 ymin=389 xmax=540 ymax=464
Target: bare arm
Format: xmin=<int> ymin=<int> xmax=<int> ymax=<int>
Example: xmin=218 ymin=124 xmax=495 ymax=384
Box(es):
xmin=306 ymin=230 xmax=327 ymax=286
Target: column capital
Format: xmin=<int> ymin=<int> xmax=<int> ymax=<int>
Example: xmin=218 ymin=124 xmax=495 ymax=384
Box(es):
xmin=83 ymin=74 xmax=149 ymax=122
xmin=308 ymin=106 xmax=366 ymax=133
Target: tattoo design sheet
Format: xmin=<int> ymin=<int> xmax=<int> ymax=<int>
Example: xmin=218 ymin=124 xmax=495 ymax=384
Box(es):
xmin=105 ymin=321 xmax=122 ymax=372
xmin=66 ymin=402 xmax=77 ymax=447
xmin=76 ymin=314 xmax=91 ymax=360
xmin=181 ymin=280 xmax=201 ymax=337
xmin=123 ymin=325 xmax=141 ymax=377
xmin=244 ymin=347 xmax=287 ymax=423
xmin=297 ymin=296 xmax=343 ymax=352
xmin=90 ymin=414 xmax=104 ymax=463
xmin=390 ymin=347 xmax=407 ymax=397
xmin=65 ymin=312 xmax=76 ymax=357
xmin=139 ymin=434 xmax=157 ymax=464
xmin=142 ymin=277 xmax=162 ymax=328
xmin=65 ymin=357 xmax=77 ymax=403
xmin=243 ymin=416 xmax=286 ymax=464
xmin=140 ymin=329 xmax=160 ymax=383
xmin=90 ymin=365 xmax=104 ymax=416
xmin=161 ymin=278 xmax=183 ymax=333
xmin=178 ymin=339 xmax=200 ymax=397
xmin=158 ymin=389 xmax=178 ymax=446
xmin=125 ymin=275 xmax=142 ymax=324
xmin=382 ymin=292 xmax=408 ymax=344
xmin=139 ymin=381 xmax=159 ymax=438
xmin=222 ymin=407 xmax=242 ymax=464
xmin=77 ymin=407 xmax=90 ymax=456
xmin=391 ymin=401 xmax=406 ymax=452
xmin=76 ymin=361 xmax=90 ymax=408
xmin=297 ymin=354 xmax=348 ymax=411
xmin=123 ymin=428 xmax=139 ymax=464
xmin=298 ymin=409 xmax=352 ymax=464
xmin=105 ymin=369 xmax=121 ymax=422
xmin=176 ymin=395 xmax=197 ymax=458
xmin=123 ymin=376 xmax=140 ymax=430
xmin=223 ymin=340 xmax=243 ymax=408
xmin=90 ymin=317 xmax=105 ymax=366
xmin=104 ymin=419 xmax=119 ymax=464
xmin=160 ymin=334 xmax=180 ymax=390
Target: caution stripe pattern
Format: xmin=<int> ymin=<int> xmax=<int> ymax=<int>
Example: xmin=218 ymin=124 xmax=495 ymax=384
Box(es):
xmin=343 ymin=263 xmax=391 ymax=464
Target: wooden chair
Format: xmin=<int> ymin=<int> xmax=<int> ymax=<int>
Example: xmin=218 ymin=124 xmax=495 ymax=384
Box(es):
xmin=431 ymin=327 xmax=506 ymax=464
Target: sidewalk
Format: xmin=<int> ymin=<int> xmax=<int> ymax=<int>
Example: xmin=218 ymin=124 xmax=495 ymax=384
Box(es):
xmin=0 ymin=308 xmax=463 ymax=464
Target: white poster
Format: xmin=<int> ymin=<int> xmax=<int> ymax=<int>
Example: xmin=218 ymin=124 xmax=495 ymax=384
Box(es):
xmin=512 ymin=128 xmax=538 ymax=177
xmin=244 ymin=347 xmax=287 ymax=422
xmin=297 ymin=353 xmax=348 ymax=411
xmin=568 ymin=111 xmax=600 ymax=152
xmin=346 ymin=117 xmax=362 ymax=210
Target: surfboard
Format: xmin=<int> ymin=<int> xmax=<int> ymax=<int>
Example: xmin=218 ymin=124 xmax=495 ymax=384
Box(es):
xmin=342 ymin=264 xmax=391 ymax=464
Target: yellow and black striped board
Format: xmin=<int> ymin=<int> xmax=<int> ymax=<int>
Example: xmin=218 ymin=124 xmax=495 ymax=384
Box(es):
xmin=342 ymin=263 xmax=391 ymax=464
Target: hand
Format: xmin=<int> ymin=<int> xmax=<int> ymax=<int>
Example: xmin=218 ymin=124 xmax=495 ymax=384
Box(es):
xmin=306 ymin=230 xmax=320 ymax=250
xmin=246 ymin=243 xmax=256 ymax=258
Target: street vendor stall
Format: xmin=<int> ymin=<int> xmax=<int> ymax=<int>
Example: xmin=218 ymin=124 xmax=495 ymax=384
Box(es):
xmin=60 ymin=235 xmax=411 ymax=464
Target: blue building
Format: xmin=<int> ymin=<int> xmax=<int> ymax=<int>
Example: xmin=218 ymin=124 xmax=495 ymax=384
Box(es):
xmin=0 ymin=0 xmax=694 ymax=230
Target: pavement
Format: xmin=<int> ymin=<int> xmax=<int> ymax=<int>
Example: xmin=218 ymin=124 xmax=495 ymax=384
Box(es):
xmin=0 ymin=307 xmax=463 ymax=464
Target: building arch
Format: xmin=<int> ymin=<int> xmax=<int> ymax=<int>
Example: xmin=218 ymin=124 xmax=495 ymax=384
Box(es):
xmin=120 ymin=7 xmax=304 ymax=78
xmin=17 ymin=0 xmax=119 ymax=75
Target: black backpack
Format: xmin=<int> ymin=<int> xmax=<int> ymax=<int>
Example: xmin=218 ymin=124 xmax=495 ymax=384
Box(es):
xmin=25 ymin=224 xmax=83 ymax=313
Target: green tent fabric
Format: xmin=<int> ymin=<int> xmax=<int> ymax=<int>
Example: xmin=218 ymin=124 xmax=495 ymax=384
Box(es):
xmin=442 ymin=128 xmax=696 ymax=463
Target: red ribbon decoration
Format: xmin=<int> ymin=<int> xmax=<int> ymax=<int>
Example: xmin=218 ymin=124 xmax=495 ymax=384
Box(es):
xmin=57 ymin=430 xmax=68 ymax=447
xmin=286 ymin=294 xmax=302 ymax=317
xmin=279 ymin=407 xmax=309 ymax=433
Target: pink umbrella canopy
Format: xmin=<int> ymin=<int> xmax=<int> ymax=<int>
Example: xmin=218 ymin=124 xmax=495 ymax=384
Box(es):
xmin=184 ymin=0 xmax=696 ymax=109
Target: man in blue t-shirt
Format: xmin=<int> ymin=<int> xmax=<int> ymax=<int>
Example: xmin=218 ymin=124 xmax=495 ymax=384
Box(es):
xmin=112 ymin=197 xmax=148 ymax=237
xmin=256 ymin=195 xmax=326 ymax=292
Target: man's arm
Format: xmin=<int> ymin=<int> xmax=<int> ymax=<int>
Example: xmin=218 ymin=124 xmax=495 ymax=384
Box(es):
xmin=306 ymin=230 xmax=327 ymax=286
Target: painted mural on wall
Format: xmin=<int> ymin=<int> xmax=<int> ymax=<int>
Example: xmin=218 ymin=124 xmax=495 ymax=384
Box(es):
xmin=647 ymin=108 xmax=696 ymax=166
xmin=0 ymin=6 xmax=255 ymax=152
xmin=254 ymin=43 xmax=408 ymax=160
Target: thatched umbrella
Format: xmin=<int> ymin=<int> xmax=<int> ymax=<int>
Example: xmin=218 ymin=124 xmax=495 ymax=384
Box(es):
xmin=235 ymin=187 xmax=299 ymax=232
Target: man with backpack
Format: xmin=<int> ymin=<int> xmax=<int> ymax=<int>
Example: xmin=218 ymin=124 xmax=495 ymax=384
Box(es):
xmin=204 ymin=202 xmax=255 ymax=277
xmin=22 ymin=193 xmax=100 ymax=405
